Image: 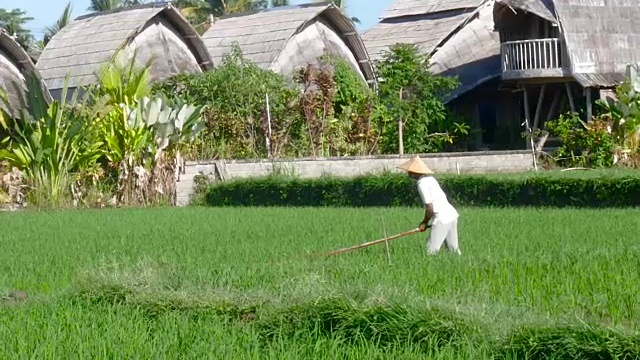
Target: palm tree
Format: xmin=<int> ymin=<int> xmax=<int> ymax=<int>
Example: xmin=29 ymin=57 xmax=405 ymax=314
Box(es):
xmin=88 ymin=0 xmax=123 ymax=11
xmin=312 ymin=0 xmax=359 ymax=24
xmin=44 ymin=2 xmax=73 ymax=45
xmin=271 ymin=0 xmax=289 ymax=6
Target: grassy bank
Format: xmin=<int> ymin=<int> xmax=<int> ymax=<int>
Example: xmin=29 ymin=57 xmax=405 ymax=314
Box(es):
xmin=1 ymin=207 xmax=639 ymax=358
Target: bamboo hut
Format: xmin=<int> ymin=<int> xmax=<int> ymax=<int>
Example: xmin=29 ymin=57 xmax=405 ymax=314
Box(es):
xmin=494 ymin=0 xmax=640 ymax=137
xmin=0 ymin=29 xmax=52 ymax=115
xmin=201 ymin=3 xmax=375 ymax=84
xmin=363 ymin=0 xmax=525 ymax=149
xmin=36 ymin=2 xmax=213 ymax=100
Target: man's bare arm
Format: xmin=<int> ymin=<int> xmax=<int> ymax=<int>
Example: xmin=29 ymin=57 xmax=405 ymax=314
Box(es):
xmin=419 ymin=203 xmax=435 ymax=231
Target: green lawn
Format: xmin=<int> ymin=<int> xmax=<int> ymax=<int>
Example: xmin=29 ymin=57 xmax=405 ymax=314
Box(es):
xmin=1 ymin=207 xmax=639 ymax=358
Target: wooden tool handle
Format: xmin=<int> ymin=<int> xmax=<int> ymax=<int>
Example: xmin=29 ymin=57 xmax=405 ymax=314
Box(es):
xmin=323 ymin=228 xmax=421 ymax=257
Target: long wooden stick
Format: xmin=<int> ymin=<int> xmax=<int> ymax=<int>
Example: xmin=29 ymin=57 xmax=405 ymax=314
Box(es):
xmin=381 ymin=215 xmax=391 ymax=266
xmin=322 ymin=228 xmax=421 ymax=257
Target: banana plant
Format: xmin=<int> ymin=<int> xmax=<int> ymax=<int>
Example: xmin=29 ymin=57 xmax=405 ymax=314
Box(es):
xmin=596 ymin=63 xmax=640 ymax=151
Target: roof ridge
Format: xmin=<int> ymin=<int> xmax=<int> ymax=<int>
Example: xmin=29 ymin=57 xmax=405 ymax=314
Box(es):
xmin=75 ymin=1 xmax=171 ymax=21
xmin=215 ymin=2 xmax=328 ymax=22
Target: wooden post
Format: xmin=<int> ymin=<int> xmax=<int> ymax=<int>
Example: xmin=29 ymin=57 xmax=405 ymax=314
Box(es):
xmin=565 ymin=83 xmax=576 ymax=113
xmin=381 ymin=215 xmax=391 ymax=266
xmin=533 ymin=84 xmax=546 ymax=130
xmin=586 ymin=87 xmax=593 ymax=122
xmin=265 ymin=93 xmax=273 ymax=158
xmin=545 ymin=87 xmax=561 ymax=122
xmin=523 ymin=87 xmax=538 ymax=171
xmin=523 ymin=87 xmax=532 ymax=150
xmin=398 ymin=88 xmax=404 ymax=155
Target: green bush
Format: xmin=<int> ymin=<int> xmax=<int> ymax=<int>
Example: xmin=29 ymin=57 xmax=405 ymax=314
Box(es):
xmin=202 ymin=172 xmax=640 ymax=208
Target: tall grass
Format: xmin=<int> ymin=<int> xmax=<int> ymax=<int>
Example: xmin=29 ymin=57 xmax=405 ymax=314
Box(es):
xmin=1 ymin=207 xmax=639 ymax=358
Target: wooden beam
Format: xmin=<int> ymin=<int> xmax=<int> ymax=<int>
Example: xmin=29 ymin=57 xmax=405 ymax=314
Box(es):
xmin=565 ymin=82 xmax=576 ymax=113
xmin=533 ymin=84 xmax=546 ymax=130
xmin=586 ymin=87 xmax=593 ymax=122
xmin=545 ymin=87 xmax=562 ymax=121
xmin=523 ymin=86 xmax=532 ymax=150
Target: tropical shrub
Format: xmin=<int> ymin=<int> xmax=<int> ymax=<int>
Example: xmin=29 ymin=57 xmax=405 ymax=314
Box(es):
xmin=544 ymin=64 xmax=640 ymax=169
xmin=373 ymin=43 xmax=464 ymax=154
xmin=0 ymin=53 xmax=205 ymax=208
xmin=0 ymin=73 xmax=103 ymax=207
xmin=153 ymin=43 xmax=471 ymax=160
xmin=153 ymin=45 xmax=302 ymax=160
xmin=545 ymin=112 xmax=615 ymax=168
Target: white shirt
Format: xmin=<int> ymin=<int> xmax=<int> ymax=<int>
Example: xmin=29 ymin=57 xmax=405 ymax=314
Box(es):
xmin=417 ymin=176 xmax=459 ymax=225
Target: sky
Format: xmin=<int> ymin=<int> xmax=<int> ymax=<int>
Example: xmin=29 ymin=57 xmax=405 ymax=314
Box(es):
xmin=0 ymin=0 xmax=391 ymax=40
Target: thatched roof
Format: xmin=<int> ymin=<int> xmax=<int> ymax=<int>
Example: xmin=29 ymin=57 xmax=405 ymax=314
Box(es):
xmin=494 ymin=0 xmax=556 ymax=23
xmin=0 ymin=30 xmax=52 ymax=114
xmin=495 ymin=0 xmax=640 ymax=88
xmin=429 ymin=2 xmax=501 ymax=102
xmin=363 ymin=0 xmax=501 ymax=102
xmin=201 ymin=3 xmax=375 ymax=82
xmin=36 ymin=3 xmax=212 ymax=93
xmin=382 ymin=0 xmax=484 ymax=19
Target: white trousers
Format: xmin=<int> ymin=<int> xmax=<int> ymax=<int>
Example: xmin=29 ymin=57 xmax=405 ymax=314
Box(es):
xmin=427 ymin=218 xmax=461 ymax=255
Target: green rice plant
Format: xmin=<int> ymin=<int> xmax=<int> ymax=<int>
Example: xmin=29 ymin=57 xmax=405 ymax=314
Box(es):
xmin=0 ymin=207 xmax=639 ymax=358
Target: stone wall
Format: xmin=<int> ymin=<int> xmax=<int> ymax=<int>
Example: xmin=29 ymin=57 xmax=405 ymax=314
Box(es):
xmin=176 ymin=150 xmax=534 ymax=206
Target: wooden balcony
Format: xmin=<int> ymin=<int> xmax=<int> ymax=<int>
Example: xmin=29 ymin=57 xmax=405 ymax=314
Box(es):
xmin=501 ymin=38 xmax=571 ymax=80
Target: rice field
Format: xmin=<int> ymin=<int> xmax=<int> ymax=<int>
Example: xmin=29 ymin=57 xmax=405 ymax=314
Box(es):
xmin=1 ymin=206 xmax=640 ymax=358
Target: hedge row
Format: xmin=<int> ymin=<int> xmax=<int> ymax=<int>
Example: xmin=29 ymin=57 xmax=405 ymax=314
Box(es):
xmin=200 ymin=173 xmax=640 ymax=208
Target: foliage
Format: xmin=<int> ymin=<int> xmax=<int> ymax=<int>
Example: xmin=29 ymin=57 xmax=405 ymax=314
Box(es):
xmin=85 ymin=53 xmax=205 ymax=206
xmin=0 ymin=73 xmax=103 ymax=207
xmin=320 ymin=56 xmax=381 ymax=155
xmin=43 ymin=2 xmax=73 ymax=46
xmin=596 ymin=63 xmax=640 ymax=163
xmin=0 ymin=51 xmax=204 ymax=208
xmin=202 ymin=171 xmax=640 ymax=208
xmin=544 ymin=64 xmax=640 ymax=169
xmin=153 ymin=44 xmax=470 ymax=160
xmin=545 ymin=112 xmax=615 ymax=168
xmin=0 ymin=8 xmax=34 ymax=52
xmin=373 ymin=43 xmax=463 ymax=154
xmin=153 ymin=44 xmax=300 ymax=159
xmin=2 ymin=207 xmax=640 ymax=357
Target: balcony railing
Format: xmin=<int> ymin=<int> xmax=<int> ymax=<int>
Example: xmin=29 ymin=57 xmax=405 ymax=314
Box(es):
xmin=501 ymin=38 xmax=570 ymax=76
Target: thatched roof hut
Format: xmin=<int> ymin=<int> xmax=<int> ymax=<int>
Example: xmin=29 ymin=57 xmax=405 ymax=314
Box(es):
xmin=36 ymin=2 xmax=213 ymax=100
xmin=494 ymin=0 xmax=640 ymax=88
xmin=201 ymin=3 xmax=375 ymax=84
xmin=362 ymin=0 xmax=501 ymax=102
xmin=0 ymin=30 xmax=52 ymax=115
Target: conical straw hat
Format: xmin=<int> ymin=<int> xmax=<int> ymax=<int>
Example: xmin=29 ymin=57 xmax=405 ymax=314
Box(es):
xmin=396 ymin=156 xmax=434 ymax=175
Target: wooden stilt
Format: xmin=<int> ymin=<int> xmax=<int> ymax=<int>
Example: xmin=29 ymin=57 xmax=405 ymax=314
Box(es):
xmin=533 ymin=84 xmax=547 ymax=130
xmin=523 ymin=86 xmax=532 ymax=149
xmin=523 ymin=86 xmax=538 ymax=171
xmin=546 ymin=87 xmax=561 ymax=122
xmin=586 ymin=87 xmax=593 ymax=121
xmin=565 ymin=83 xmax=576 ymax=113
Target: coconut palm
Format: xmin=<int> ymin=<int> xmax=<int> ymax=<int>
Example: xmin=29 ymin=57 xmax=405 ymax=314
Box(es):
xmin=44 ymin=2 xmax=73 ymax=45
xmin=87 ymin=0 xmax=146 ymax=12
xmin=271 ymin=0 xmax=289 ymax=6
xmin=87 ymin=0 xmax=122 ymax=11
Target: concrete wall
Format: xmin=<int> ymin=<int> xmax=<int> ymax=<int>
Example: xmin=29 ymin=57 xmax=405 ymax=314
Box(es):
xmin=176 ymin=150 xmax=534 ymax=206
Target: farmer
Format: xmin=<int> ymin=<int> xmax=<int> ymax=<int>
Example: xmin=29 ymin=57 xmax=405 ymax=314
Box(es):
xmin=397 ymin=156 xmax=461 ymax=255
